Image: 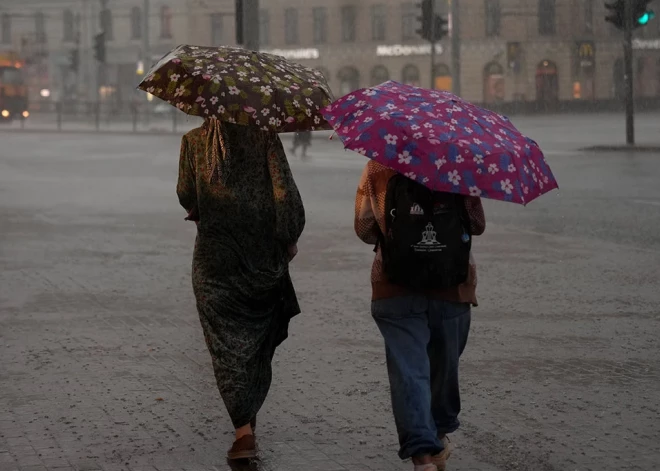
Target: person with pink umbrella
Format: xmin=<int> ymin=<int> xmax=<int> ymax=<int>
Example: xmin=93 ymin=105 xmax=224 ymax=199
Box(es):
xmin=323 ymin=81 xmax=557 ymax=471
xmin=354 ymin=161 xmax=485 ymax=471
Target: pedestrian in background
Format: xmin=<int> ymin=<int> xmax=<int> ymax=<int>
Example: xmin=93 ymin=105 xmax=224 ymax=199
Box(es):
xmin=177 ymin=117 xmax=305 ymax=460
xmin=290 ymin=130 xmax=312 ymax=160
xmin=354 ymin=160 xmax=486 ymax=471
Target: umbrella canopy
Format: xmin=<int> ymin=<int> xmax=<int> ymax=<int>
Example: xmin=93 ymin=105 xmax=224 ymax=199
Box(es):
xmin=322 ymin=81 xmax=558 ymax=205
xmin=138 ymin=44 xmax=334 ymax=133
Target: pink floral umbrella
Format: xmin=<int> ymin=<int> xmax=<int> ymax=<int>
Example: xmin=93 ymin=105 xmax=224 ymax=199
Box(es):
xmin=322 ymin=81 xmax=558 ymax=205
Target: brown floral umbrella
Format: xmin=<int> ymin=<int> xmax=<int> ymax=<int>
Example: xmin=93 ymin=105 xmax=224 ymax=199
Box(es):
xmin=137 ymin=44 xmax=334 ymax=133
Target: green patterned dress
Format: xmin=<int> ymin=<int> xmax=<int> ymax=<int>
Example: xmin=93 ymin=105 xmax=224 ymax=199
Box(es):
xmin=177 ymin=122 xmax=305 ymax=429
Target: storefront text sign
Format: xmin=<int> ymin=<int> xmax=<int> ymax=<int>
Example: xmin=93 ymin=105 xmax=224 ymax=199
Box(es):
xmin=376 ymin=44 xmax=444 ymax=57
xmin=632 ymin=39 xmax=660 ymax=50
xmin=262 ymin=48 xmax=320 ymax=60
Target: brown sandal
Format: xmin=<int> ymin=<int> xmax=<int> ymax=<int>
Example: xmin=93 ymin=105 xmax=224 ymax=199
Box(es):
xmin=432 ymin=436 xmax=451 ymax=471
xmin=227 ymin=434 xmax=257 ymax=460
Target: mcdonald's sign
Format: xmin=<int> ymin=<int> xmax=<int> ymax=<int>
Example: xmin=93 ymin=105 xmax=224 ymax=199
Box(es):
xmin=576 ymin=41 xmax=595 ymax=69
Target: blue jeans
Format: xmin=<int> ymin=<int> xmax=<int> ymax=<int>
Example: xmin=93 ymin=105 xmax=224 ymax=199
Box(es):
xmin=371 ymin=296 xmax=471 ymax=460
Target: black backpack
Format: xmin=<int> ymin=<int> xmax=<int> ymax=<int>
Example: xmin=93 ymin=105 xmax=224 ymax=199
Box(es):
xmin=380 ymin=174 xmax=472 ymax=290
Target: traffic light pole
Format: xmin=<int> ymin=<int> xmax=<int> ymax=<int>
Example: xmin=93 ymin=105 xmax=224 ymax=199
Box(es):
xmin=143 ymin=0 xmax=151 ymax=124
xmin=450 ymin=0 xmax=461 ymax=96
xmin=142 ymin=0 xmax=151 ymax=75
xmin=623 ymin=0 xmax=635 ymax=145
xmin=429 ymin=0 xmax=436 ymax=89
xmin=243 ymin=0 xmax=260 ymax=51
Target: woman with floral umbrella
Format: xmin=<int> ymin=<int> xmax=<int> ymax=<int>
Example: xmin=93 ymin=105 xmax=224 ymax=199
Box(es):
xmin=142 ymin=45 xmax=332 ymax=460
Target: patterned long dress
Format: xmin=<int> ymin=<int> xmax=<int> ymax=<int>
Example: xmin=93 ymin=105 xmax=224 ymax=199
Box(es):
xmin=176 ymin=121 xmax=305 ymax=429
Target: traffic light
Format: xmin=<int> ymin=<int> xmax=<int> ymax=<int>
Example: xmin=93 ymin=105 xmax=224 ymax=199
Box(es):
xmin=235 ymin=0 xmax=244 ymax=45
xmin=69 ymin=49 xmax=79 ymax=72
xmin=416 ymin=0 xmax=447 ymax=41
xmin=416 ymin=0 xmax=434 ymax=41
xmin=634 ymin=0 xmax=655 ymax=27
xmin=605 ymin=0 xmax=656 ymax=30
xmin=637 ymin=9 xmax=656 ymax=25
xmin=94 ymin=32 xmax=106 ymax=63
xmin=433 ymin=15 xmax=448 ymax=41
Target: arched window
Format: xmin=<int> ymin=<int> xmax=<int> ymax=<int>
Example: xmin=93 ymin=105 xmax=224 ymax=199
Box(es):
xmin=484 ymin=0 xmax=501 ymax=37
xmin=433 ymin=63 xmax=452 ymax=91
xmin=160 ymin=6 xmax=172 ymax=39
xmin=484 ymin=62 xmax=504 ymax=76
xmin=538 ymin=0 xmax=556 ymax=35
xmin=370 ymin=65 xmax=390 ymax=86
xmin=63 ymin=9 xmax=75 ymax=42
xmin=131 ymin=7 xmax=142 ymax=40
xmin=338 ymin=66 xmax=360 ymax=95
xmin=483 ymin=62 xmax=505 ymax=103
xmin=402 ymin=64 xmax=420 ymax=86
xmin=537 ymin=60 xmax=558 ymax=75
xmin=536 ymin=60 xmax=559 ymax=106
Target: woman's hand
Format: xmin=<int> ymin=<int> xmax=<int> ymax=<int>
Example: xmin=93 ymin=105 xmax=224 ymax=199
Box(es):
xmin=287 ymin=244 xmax=298 ymax=262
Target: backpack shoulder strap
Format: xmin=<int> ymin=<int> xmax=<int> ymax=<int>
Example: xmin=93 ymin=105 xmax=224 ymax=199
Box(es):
xmin=376 ymin=174 xmax=400 ymax=253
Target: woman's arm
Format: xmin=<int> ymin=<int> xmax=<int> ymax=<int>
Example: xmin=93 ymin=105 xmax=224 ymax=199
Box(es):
xmin=354 ymin=164 xmax=380 ymax=245
xmin=464 ymin=196 xmax=486 ymax=236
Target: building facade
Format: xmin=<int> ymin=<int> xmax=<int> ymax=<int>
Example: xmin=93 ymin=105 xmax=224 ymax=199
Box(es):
xmin=2 ymin=0 xmax=660 ymax=107
xmin=0 ymin=0 xmax=188 ymax=105
xmin=186 ymin=0 xmax=660 ymax=106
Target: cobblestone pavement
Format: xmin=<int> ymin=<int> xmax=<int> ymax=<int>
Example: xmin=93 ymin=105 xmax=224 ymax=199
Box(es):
xmin=1 ymin=127 xmax=660 ymax=471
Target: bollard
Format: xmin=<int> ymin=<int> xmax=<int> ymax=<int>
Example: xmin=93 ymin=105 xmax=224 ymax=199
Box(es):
xmin=56 ymin=102 xmax=62 ymax=131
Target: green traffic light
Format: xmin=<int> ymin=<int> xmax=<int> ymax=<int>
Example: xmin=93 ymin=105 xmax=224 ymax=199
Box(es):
xmin=637 ymin=10 xmax=656 ymax=25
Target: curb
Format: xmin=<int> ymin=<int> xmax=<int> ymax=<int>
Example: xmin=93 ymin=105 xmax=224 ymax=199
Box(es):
xmin=0 ymin=128 xmax=333 ymax=139
xmin=0 ymin=128 xmax=183 ymax=137
xmin=580 ymin=145 xmax=660 ymax=153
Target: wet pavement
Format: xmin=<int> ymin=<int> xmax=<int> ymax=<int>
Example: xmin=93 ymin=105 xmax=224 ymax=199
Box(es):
xmin=1 ymin=115 xmax=660 ymax=471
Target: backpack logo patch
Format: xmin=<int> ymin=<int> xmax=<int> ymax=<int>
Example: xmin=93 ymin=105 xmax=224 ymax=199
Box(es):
xmin=413 ymin=223 xmax=447 ymax=252
xmin=410 ymin=203 xmax=424 ymax=216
